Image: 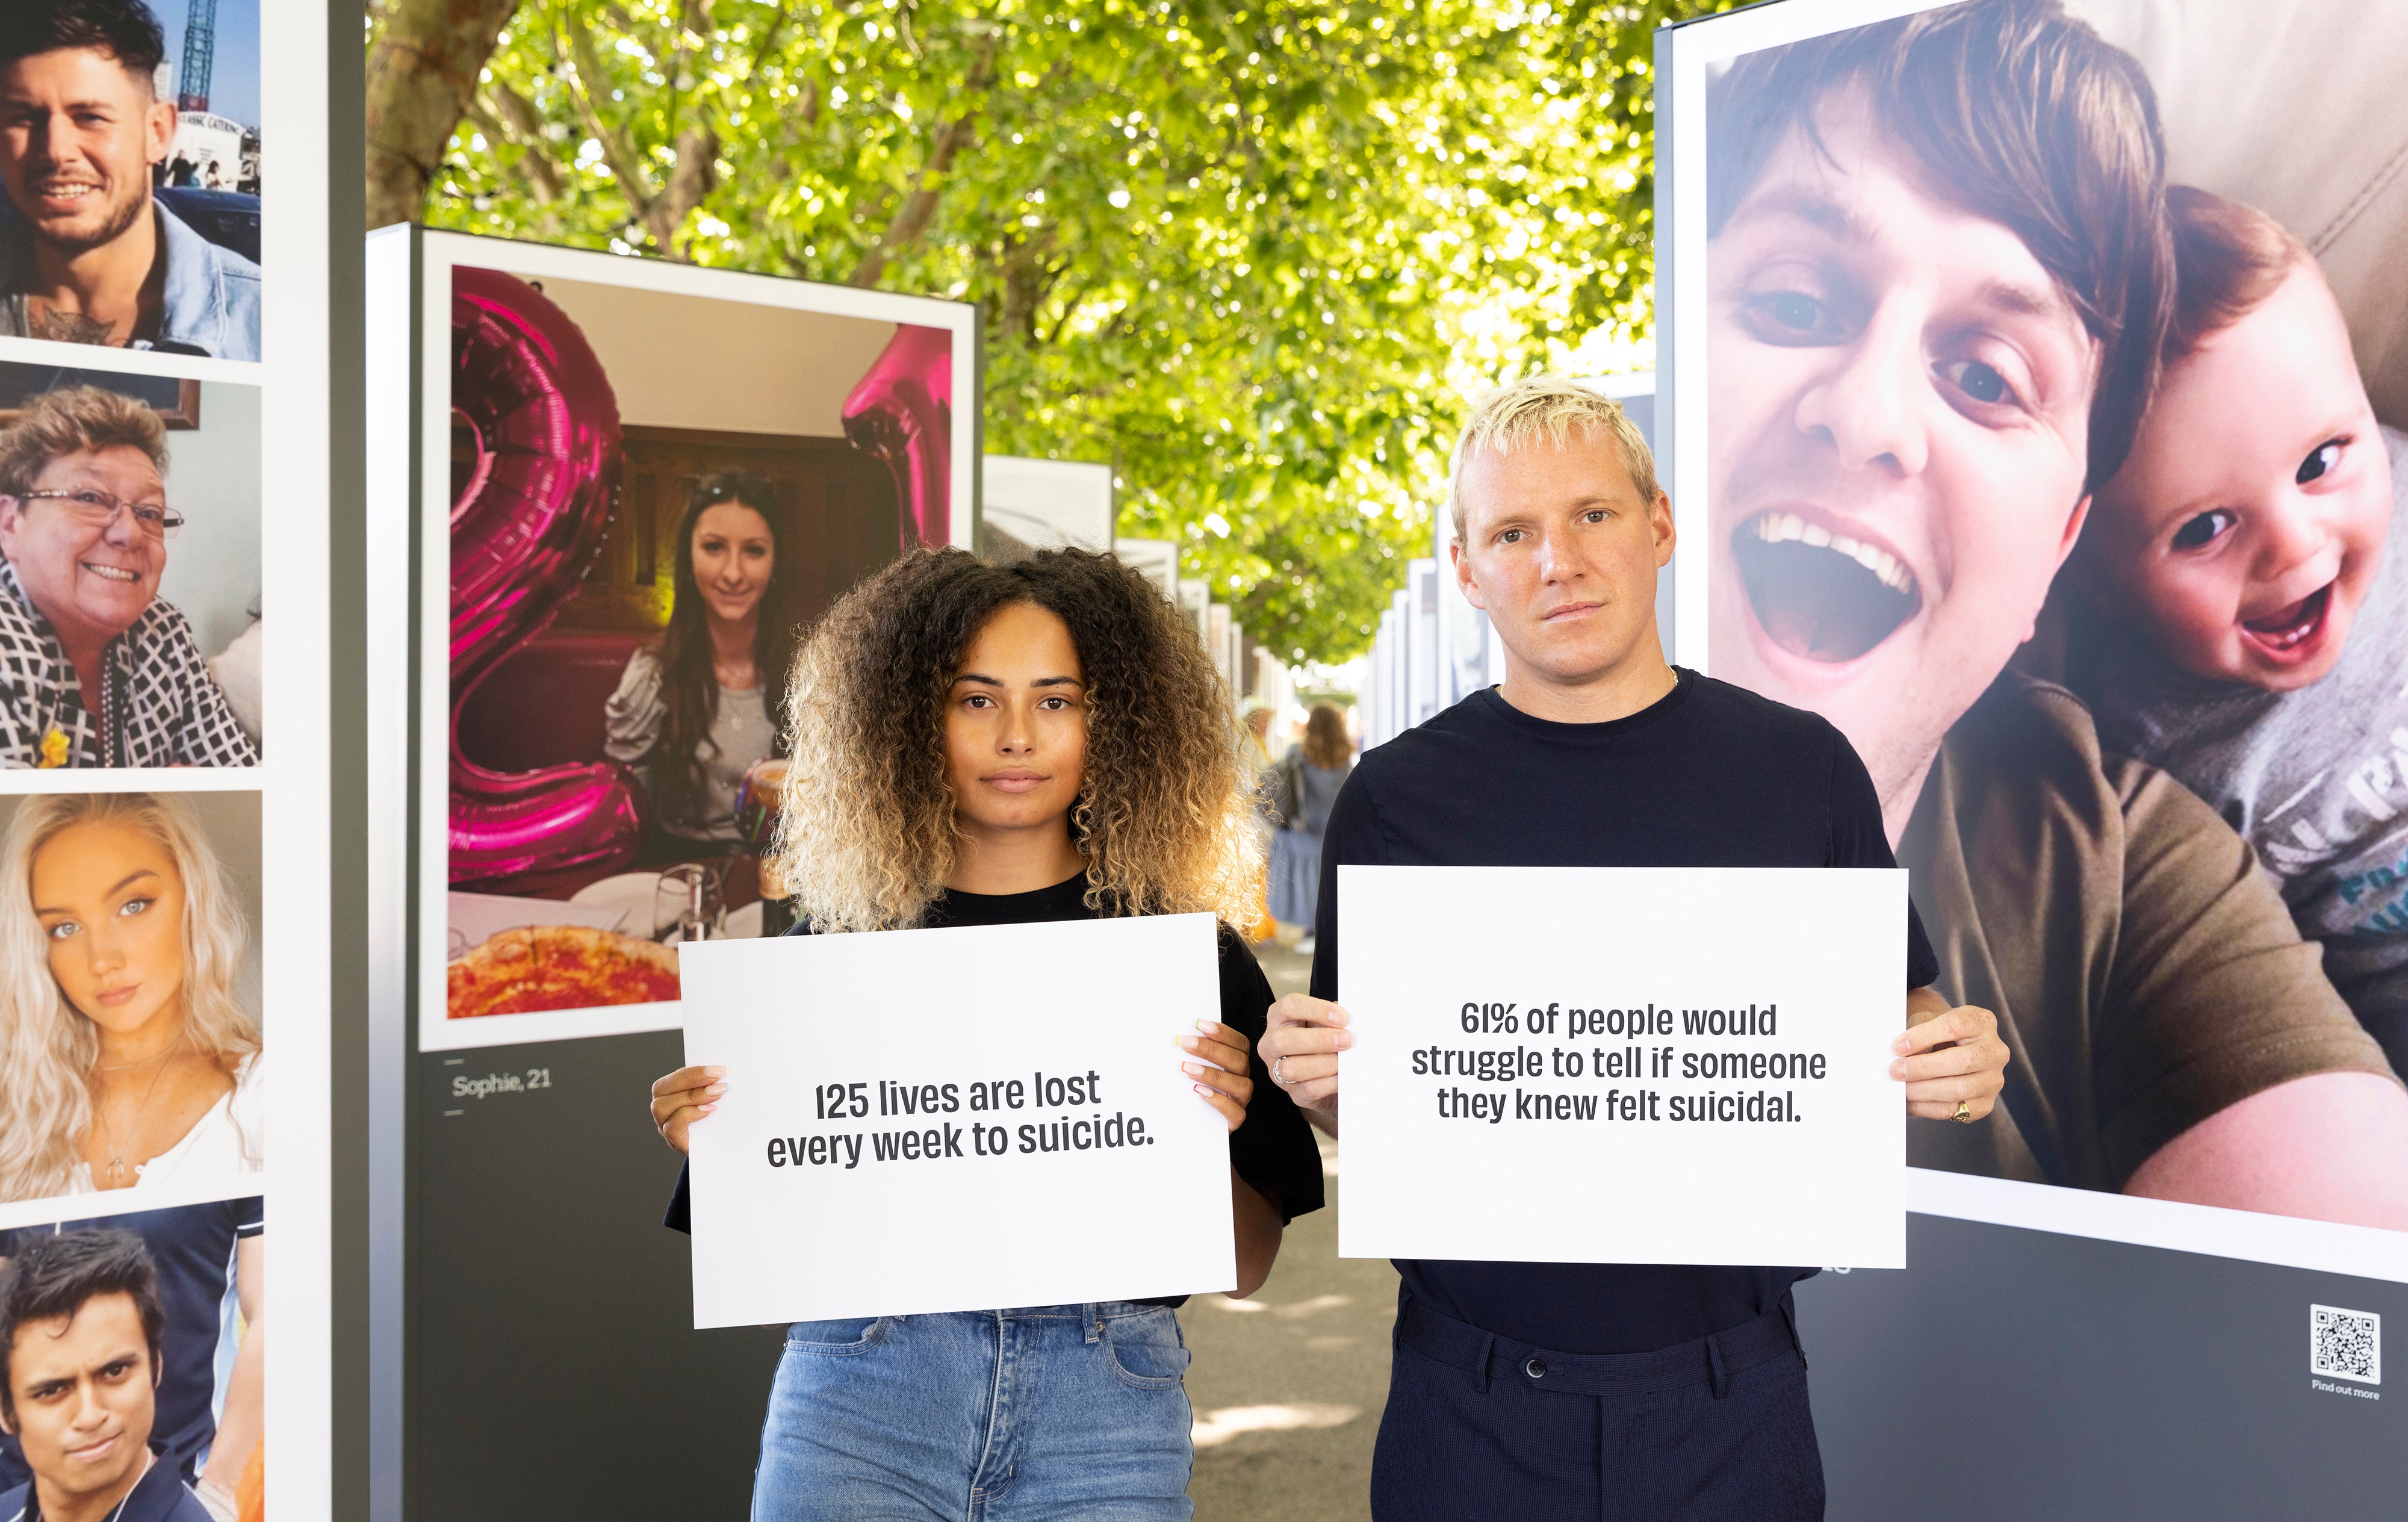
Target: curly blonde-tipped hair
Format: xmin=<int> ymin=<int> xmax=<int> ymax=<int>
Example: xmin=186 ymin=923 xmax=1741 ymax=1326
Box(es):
xmin=0 ymin=794 xmax=258 ymax=1204
xmin=1447 ymin=376 xmax=1657 ymax=539
xmin=775 ymin=547 xmax=1263 ymax=933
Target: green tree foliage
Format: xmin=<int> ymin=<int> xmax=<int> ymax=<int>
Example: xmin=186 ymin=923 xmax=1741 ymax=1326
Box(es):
xmin=421 ymin=0 xmax=1730 ymax=661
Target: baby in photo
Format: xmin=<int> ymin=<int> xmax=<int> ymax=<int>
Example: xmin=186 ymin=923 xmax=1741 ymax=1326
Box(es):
xmin=2064 ymin=187 xmax=2408 ymax=1075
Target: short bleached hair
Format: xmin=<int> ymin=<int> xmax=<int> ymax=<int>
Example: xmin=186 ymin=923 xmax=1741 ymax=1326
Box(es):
xmin=1447 ymin=376 xmax=1659 ymax=539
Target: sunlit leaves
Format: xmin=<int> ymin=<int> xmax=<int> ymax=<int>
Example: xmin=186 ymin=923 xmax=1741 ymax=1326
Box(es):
xmin=427 ymin=0 xmax=1732 ymax=660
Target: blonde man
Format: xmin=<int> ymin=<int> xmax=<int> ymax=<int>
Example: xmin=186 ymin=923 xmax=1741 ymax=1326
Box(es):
xmin=1261 ymin=375 xmax=2007 ymax=1518
xmin=0 ymin=387 xmax=254 ymax=768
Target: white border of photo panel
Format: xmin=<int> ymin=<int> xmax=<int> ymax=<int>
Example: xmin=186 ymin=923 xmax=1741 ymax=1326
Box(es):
xmin=1659 ymin=0 xmax=2408 ymax=1284
xmin=406 ymin=231 xmax=981 ymax=1053
xmin=256 ymin=0 xmax=337 ymax=1509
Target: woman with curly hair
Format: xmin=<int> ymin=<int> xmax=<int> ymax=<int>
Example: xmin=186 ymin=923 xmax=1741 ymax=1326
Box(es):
xmin=649 ymin=547 xmax=1323 ymax=1520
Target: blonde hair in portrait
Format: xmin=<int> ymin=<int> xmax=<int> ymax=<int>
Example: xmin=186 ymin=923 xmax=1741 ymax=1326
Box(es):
xmin=0 ymin=793 xmax=258 ymax=1204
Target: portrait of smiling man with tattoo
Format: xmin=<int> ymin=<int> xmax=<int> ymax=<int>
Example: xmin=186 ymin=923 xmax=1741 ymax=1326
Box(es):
xmin=0 ymin=0 xmax=260 ymax=362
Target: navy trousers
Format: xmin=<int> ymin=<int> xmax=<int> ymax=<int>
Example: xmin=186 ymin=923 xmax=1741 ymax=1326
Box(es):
xmin=1368 ymin=1291 xmax=1825 ymax=1521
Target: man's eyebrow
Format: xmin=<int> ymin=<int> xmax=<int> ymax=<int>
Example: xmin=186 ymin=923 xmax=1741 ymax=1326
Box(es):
xmin=1737 ymin=187 xmax=1867 ymax=242
xmin=1969 ymin=276 xmax=2073 ymax=324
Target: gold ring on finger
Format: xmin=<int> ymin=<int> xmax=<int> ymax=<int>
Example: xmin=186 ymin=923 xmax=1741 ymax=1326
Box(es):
xmin=1952 ymin=1099 xmax=1973 ymax=1123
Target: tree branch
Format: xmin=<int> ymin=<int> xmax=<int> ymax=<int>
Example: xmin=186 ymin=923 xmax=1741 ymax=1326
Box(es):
xmin=470 ymin=84 xmax=562 ymax=203
xmin=850 ymin=25 xmax=1004 ymax=288
xmin=558 ymin=12 xmax=659 ymax=220
xmin=363 ymin=0 xmax=526 ymax=228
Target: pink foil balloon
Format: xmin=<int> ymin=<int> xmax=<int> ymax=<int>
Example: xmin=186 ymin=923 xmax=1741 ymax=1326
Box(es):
xmin=842 ymin=324 xmax=954 ymax=552
xmin=448 ymin=267 xmax=648 ymax=886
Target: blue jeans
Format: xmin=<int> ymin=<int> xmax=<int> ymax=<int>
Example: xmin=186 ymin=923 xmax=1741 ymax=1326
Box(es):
xmin=753 ymin=1303 xmax=1196 ymax=1521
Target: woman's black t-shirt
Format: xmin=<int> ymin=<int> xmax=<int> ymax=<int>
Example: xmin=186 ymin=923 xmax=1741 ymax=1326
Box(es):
xmin=664 ymin=875 xmax=1327 ymax=1302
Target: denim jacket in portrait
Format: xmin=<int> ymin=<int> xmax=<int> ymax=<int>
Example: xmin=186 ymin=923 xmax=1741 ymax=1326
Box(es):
xmin=0 ymin=200 xmax=262 ymax=361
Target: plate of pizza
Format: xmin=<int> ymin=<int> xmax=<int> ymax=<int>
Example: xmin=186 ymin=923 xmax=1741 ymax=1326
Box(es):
xmin=448 ymin=925 xmax=683 ymax=1019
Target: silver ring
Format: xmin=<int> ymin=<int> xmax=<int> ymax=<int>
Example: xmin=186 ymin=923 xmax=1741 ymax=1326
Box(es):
xmin=1272 ymin=1055 xmax=1289 ymax=1087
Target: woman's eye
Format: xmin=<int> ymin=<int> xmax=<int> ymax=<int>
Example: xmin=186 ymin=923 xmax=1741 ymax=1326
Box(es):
xmin=45 ymin=921 xmax=77 ymax=942
xmin=117 ymin=897 xmax=151 ymax=919
xmin=1937 ymin=358 xmax=2018 ymax=408
xmin=2169 ymin=509 xmax=2236 ymax=551
xmin=2297 ymin=439 xmax=2345 ymax=485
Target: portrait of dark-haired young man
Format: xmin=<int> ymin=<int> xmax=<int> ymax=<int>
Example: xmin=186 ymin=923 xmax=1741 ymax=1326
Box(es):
xmin=0 ymin=1231 xmax=212 ymax=1522
xmin=0 ymin=0 xmax=259 ymax=361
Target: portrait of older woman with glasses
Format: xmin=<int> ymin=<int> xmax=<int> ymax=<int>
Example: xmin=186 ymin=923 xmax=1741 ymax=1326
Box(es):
xmin=0 ymin=384 xmax=254 ymax=768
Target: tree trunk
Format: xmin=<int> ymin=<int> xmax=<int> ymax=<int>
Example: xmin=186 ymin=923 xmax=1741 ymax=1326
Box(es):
xmin=365 ymin=0 xmax=526 ymax=229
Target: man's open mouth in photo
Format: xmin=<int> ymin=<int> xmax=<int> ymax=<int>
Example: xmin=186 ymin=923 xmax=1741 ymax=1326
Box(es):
xmin=1732 ymin=512 xmax=1923 ymax=663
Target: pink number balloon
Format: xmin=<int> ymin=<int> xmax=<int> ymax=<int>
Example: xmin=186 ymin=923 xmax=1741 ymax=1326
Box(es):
xmin=448 ymin=267 xmax=648 ymax=886
xmin=842 ymin=324 xmax=954 ymax=552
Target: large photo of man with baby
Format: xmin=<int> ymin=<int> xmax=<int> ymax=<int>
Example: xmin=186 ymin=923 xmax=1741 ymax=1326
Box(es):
xmin=1690 ymin=0 xmax=2408 ymax=1231
xmin=442 ymin=262 xmax=963 ymax=1025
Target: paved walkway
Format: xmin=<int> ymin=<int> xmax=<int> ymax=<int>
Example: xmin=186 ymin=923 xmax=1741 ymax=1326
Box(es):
xmin=1181 ymin=938 xmax=1394 ymax=1520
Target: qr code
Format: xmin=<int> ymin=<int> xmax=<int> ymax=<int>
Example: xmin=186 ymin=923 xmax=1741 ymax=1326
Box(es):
xmin=2310 ymin=1304 xmax=2380 ymax=1384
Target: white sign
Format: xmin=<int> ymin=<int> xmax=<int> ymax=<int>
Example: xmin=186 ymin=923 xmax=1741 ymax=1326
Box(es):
xmin=678 ymin=915 xmax=1236 ymax=1326
xmin=1338 ymin=866 xmax=1907 ymax=1268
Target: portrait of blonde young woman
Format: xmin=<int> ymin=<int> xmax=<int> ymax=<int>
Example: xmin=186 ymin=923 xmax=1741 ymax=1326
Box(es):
xmin=648 ymin=547 xmax=1324 ymax=1521
xmin=0 ymin=792 xmax=262 ymax=1207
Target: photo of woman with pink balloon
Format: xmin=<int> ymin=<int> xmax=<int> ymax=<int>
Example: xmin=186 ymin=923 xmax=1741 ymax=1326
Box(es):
xmin=601 ymin=470 xmax=792 ymax=859
xmin=0 ymin=789 xmax=261 ymax=1208
xmin=434 ymin=257 xmax=975 ymax=1035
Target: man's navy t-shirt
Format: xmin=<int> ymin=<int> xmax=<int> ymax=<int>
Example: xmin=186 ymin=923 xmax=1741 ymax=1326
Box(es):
xmin=1311 ymin=671 xmax=1938 ymax=1355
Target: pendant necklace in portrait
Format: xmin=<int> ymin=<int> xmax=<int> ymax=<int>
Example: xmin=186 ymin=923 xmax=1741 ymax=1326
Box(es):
xmin=96 ymin=1030 xmax=186 ymax=1185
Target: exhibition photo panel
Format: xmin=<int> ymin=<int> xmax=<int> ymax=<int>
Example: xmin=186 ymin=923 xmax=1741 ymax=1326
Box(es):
xmin=0 ymin=361 xmax=260 ymax=772
xmin=0 ymin=0 xmax=263 ymax=362
xmin=0 ymin=1196 xmax=262 ymax=1519
xmin=417 ymin=235 xmax=978 ymax=1049
xmin=1666 ymin=0 xmax=2408 ymax=1272
xmin=0 ymin=787 xmax=262 ymax=1216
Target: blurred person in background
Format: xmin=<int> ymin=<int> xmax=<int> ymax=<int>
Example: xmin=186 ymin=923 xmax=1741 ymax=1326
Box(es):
xmin=1267 ymin=703 xmax=1353 ymax=955
xmin=605 ymin=471 xmax=792 ymax=859
xmin=0 ymin=387 xmax=255 ymax=769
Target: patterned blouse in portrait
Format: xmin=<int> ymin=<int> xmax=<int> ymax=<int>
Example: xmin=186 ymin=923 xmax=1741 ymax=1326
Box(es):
xmin=0 ymin=561 xmax=259 ymax=768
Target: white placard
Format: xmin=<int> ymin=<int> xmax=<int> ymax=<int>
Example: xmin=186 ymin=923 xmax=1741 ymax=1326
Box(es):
xmin=678 ymin=914 xmax=1236 ymax=1326
xmin=1338 ymin=866 xmax=1907 ymax=1268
